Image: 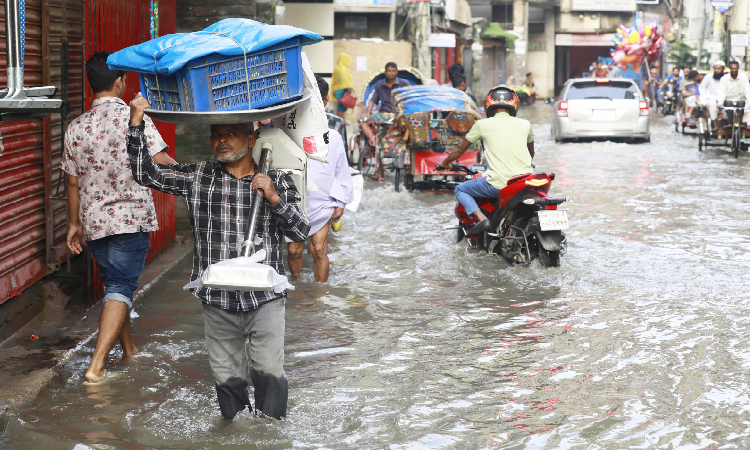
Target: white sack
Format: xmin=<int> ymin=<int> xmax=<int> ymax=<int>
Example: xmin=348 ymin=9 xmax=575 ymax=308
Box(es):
xmin=272 ymin=52 xmax=329 ymax=163
xmin=183 ymin=249 xmax=294 ymax=293
xmin=345 ymin=169 xmax=364 ymax=213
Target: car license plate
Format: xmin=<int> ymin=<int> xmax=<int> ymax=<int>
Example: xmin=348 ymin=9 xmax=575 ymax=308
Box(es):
xmin=537 ymin=210 xmax=569 ymax=231
xmin=592 ymin=109 xmax=615 ymax=120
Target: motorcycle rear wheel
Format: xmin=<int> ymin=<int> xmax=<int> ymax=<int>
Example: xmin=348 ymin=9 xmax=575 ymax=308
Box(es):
xmin=539 ymin=248 xmax=561 ymax=267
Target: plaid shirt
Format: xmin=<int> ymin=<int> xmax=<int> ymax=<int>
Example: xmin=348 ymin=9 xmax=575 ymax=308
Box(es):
xmin=126 ymin=124 xmax=310 ymax=312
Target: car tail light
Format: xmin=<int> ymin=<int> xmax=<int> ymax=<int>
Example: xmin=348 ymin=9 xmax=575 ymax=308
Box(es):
xmin=557 ymin=101 xmax=568 ymax=117
xmin=639 ymin=100 xmax=649 ymax=116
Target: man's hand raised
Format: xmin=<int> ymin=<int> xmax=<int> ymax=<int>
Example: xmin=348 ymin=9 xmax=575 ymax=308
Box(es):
xmin=252 ymin=174 xmax=281 ymax=205
xmin=130 ymin=93 xmax=151 ymax=126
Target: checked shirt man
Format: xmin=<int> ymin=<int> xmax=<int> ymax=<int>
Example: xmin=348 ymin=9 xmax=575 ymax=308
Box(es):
xmin=127 ymin=97 xmax=310 ymax=420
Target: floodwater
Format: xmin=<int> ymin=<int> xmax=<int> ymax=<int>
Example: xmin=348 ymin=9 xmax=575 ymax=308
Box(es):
xmin=3 ymin=105 xmax=750 ymax=449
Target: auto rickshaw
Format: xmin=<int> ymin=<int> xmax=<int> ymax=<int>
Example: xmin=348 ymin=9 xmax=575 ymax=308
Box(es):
xmin=387 ymin=85 xmax=482 ymax=192
xmin=350 ymin=67 xmax=424 ymax=183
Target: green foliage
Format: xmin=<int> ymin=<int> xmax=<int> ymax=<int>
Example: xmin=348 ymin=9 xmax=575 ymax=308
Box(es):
xmin=666 ymin=40 xmax=711 ymax=69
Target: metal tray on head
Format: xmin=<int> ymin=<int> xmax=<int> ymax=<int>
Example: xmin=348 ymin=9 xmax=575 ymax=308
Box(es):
xmin=144 ymin=93 xmax=310 ymax=125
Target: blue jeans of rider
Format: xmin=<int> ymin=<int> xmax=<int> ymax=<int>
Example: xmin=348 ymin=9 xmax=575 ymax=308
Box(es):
xmin=455 ymin=177 xmax=500 ymax=216
xmin=87 ymin=232 xmax=151 ymax=309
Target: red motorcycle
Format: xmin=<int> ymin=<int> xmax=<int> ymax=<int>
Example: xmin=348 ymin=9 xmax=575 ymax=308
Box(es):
xmin=441 ymin=164 xmax=570 ymax=267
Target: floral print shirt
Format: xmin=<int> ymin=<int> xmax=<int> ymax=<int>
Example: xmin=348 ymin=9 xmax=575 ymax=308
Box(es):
xmin=61 ymin=97 xmax=167 ymax=241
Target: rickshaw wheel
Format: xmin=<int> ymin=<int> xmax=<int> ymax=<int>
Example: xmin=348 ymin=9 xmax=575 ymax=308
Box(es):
xmin=405 ymin=174 xmax=414 ymax=191
xmin=394 ymin=169 xmax=400 ymax=192
xmin=358 ymin=146 xmax=378 ymax=176
xmin=733 ymin=128 xmax=741 ymax=159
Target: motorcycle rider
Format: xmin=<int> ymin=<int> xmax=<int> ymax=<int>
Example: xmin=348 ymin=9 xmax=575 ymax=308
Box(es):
xmin=699 ymin=60 xmax=725 ymax=134
xmin=717 ymin=60 xmax=750 ymax=128
xmin=436 ymin=87 xmax=534 ymax=237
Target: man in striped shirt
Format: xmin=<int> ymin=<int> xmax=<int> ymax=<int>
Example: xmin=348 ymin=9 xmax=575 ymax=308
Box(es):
xmin=127 ymin=97 xmax=310 ymax=420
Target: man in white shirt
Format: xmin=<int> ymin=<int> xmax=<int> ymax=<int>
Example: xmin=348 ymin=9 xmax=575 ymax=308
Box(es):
xmin=718 ymin=60 xmax=750 ymax=126
xmin=699 ymin=60 xmax=725 ymax=128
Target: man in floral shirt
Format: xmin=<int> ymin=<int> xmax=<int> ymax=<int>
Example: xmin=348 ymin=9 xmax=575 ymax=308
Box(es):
xmin=62 ymin=51 xmax=176 ymax=383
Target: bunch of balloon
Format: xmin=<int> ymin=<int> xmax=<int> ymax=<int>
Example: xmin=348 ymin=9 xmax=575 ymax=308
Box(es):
xmin=610 ymin=19 xmax=665 ymax=74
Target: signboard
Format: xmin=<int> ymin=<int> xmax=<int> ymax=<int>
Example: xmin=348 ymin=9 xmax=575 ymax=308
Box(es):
xmin=428 ymin=33 xmax=456 ymax=48
xmin=711 ymin=0 xmax=733 ymax=13
xmin=732 ymin=33 xmax=749 ymax=48
xmin=555 ymin=33 xmax=617 ymax=46
xmin=707 ymin=40 xmax=723 ymax=53
xmin=336 ymin=0 xmax=396 ymax=6
xmin=571 ymin=0 xmax=636 ymax=12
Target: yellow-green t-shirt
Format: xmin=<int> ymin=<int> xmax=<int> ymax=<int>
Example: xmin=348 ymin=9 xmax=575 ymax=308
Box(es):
xmin=465 ymin=112 xmax=534 ymax=189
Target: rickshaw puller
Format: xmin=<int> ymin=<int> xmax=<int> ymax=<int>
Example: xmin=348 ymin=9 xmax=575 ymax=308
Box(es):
xmin=437 ymin=87 xmax=534 ymax=237
xmin=718 ymin=60 xmax=750 ymax=128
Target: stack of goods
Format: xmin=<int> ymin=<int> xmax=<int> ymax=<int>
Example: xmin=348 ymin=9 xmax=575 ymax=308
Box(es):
xmin=107 ymin=18 xmax=322 ymax=112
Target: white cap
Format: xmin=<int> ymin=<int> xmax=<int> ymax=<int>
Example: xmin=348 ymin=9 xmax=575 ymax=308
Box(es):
xmin=714 ymin=60 xmax=726 ymax=67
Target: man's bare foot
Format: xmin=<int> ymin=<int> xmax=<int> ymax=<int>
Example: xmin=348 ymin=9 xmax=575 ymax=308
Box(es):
xmin=122 ymin=348 xmax=138 ymax=360
xmin=85 ymin=369 xmax=105 ymax=383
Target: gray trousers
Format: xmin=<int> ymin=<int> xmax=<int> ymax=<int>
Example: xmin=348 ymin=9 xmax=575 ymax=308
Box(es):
xmin=202 ymin=298 xmax=288 ymax=419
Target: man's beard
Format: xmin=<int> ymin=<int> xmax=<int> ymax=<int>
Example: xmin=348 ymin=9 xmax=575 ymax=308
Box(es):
xmin=714 ymin=72 xmax=724 ymax=80
xmin=215 ymin=145 xmax=250 ymax=163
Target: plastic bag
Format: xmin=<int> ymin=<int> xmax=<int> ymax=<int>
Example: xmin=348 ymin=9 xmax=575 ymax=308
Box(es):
xmin=183 ymin=250 xmax=294 ymax=293
xmin=272 ymin=52 xmax=329 ymax=163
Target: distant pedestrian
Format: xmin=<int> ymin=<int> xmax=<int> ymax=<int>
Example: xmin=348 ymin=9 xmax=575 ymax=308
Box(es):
xmin=451 ymin=74 xmax=477 ymax=105
xmin=443 ymin=63 xmax=473 ymax=95
xmin=62 ymin=51 xmax=176 ymax=383
xmin=331 ymin=52 xmax=354 ymax=118
xmin=609 ymin=64 xmax=622 ymax=78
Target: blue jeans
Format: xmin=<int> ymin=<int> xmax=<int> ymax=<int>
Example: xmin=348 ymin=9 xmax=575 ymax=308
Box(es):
xmin=87 ymin=232 xmax=151 ymax=308
xmin=455 ymin=177 xmax=500 ymax=217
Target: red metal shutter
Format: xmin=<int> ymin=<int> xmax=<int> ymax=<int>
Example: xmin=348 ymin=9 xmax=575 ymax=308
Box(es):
xmin=0 ymin=0 xmax=55 ymax=305
xmin=83 ymin=0 xmax=176 ymax=300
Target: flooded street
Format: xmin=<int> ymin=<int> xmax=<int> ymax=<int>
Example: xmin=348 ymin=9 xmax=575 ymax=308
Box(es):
xmin=4 ymin=104 xmax=750 ymax=449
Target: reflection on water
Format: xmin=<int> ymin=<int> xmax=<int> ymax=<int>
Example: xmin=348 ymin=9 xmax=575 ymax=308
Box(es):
xmin=3 ymin=108 xmax=750 ymax=449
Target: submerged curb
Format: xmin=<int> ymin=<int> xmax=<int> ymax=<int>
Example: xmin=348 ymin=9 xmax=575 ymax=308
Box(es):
xmin=0 ymin=239 xmax=193 ymax=416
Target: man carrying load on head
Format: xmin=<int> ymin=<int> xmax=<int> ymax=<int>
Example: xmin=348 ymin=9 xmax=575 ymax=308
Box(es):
xmin=127 ymin=97 xmax=310 ymax=420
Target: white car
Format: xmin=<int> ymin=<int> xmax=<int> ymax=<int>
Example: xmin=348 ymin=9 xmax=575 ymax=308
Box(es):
xmin=551 ymin=78 xmax=650 ymax=143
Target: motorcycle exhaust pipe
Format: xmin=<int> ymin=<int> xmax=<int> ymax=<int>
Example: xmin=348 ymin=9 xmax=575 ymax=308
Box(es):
xmin=442 ymin=225 xmax=460 ymax=231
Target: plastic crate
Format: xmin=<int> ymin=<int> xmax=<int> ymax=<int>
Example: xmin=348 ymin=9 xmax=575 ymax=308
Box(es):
xmin=140 ymin=73 xmax=182 ymax=111
xmin=138 ymin=38 xmax=303 ymax=112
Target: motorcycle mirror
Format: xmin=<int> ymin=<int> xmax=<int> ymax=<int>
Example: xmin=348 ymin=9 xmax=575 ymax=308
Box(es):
xmin=430 ymin=141 xmax=446 ymax=153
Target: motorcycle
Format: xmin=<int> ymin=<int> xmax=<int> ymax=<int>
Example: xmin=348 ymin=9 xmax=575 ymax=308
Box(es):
xmin=661 ymin=80 xmax=677 ymax=116
xmin=440 ymin=164 xmax=570 ymax=267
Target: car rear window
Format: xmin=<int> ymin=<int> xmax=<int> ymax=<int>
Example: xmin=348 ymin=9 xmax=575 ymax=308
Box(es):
xmin=566 ymin=81 xmax=640 ymax=100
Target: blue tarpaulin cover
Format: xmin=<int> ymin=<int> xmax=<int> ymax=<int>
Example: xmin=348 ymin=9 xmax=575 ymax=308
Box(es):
xmin=106 ymin=19 xmax=322 ymax=75
xmin=393 ymin=86 xmax=478 ymax=116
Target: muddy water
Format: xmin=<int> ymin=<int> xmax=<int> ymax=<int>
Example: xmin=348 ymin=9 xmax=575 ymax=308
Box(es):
xmin=4 ymin=106 xmax=750 ymax=449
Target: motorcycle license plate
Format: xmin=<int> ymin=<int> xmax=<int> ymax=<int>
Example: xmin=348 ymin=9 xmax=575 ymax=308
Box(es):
xmin=537 ymin=210 xmax=569 ymax=231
